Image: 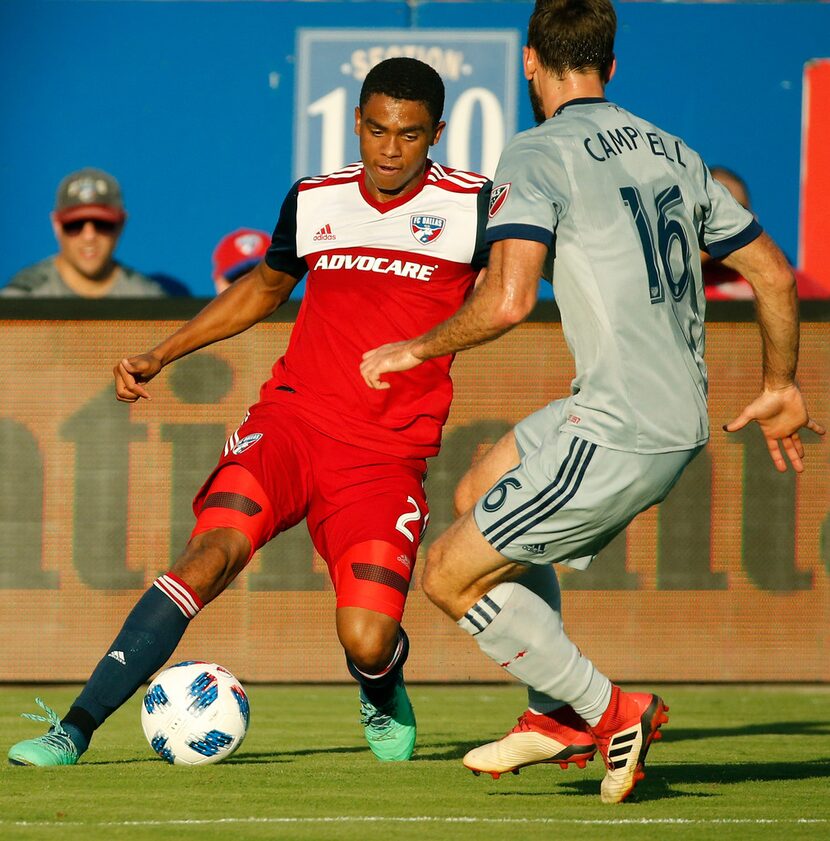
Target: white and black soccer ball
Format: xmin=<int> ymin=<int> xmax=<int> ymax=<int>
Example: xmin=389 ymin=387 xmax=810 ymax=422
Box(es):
xmin=141 ymin=661 xmax=250 ymax=766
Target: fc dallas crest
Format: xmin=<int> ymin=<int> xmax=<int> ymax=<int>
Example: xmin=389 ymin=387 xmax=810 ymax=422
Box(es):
xmin=488 ymin=183 xmax=511 ymax=218
xmin=410 ymin=214 xmax=445 ymax=244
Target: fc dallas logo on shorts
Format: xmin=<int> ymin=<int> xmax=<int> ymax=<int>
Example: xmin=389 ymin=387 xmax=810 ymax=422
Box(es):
xmin=488 ymin=183 xmax=511 ymax=218
xmin=410 ymin=214 xmax=445 ymax=244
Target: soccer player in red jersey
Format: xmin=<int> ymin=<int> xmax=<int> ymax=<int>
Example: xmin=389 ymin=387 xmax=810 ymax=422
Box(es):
xmin=8 ymin=58 xmax=491 ymax=766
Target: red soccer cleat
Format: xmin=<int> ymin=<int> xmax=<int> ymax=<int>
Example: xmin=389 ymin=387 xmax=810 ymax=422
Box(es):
xmin=463 ymin=706 xmax=597 ymax=779
xmin=590 ymin=686 xmax=669 ymax=804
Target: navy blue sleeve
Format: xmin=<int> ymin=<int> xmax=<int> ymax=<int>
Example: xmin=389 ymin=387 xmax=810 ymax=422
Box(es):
xmin=705 ymin=218 xmax=764 ymax=260
xmin=264 ymin=180 xmax=308 ymax=279
xmin=471 ymin=181 xmax=493 ymax=270
xmin=485 ymin=223 xmax=554 ymax=247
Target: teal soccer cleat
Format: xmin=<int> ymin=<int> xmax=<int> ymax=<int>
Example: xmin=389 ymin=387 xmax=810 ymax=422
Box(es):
xmin=359 ymin=673 xmax=416 ymax=762
xmin=8 ymin=698 xmax=80 ymax=767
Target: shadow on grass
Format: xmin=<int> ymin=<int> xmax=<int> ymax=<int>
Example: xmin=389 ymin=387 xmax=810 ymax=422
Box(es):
xmin=667 ymin=720 xmax=830 ymax=743
xmin=80 ymin=757 xmax=163 ymax=766
xmin=78 ymin=721 xmax=830 ymax=771
xmin=558 ymin=759 xmax=830 ymax=802
xmin=415 ymin=719 xmax=830 ymax=764
xmin=484 ymin=758 xmax=830 ymax=803
xmin=226 ymin=745 xmax=366 ymax=764
xmin=414 ymin=740 xmax=482 ymax=761
xmin=77 ymin=745 xmax=379 ymax=766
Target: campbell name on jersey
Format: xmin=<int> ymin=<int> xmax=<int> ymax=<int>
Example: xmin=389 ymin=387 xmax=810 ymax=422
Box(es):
xmin=487 ymin=98 xmax=762 ymax=454
xmin=265 ymin=161 xmax=491 ymax=458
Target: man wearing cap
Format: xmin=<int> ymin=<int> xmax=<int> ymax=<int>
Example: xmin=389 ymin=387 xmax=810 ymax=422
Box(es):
xmin=2 ymin=167 xmax=166 ymax=298
xmin=212 ymin=228 xmax=271 ymax=295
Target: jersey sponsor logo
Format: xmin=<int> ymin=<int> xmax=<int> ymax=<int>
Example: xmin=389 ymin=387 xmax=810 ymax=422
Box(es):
xmin=568 ymin=414 xmax=582 ymax=425
xmin=488 ymin=183 xmax=511 ymax=218
xmin=313 ymin=223 xmax=336 ymax=241
xmin=410 ymin=214 xmax=446 ymax=244
xmin=313 ymin=252 xmax=437 ymax=282
xmin=232 ymin=433 xmax=263 ymax=455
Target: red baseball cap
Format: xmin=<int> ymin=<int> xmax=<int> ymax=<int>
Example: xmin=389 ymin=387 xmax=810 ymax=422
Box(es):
xmin=53 ymin=168 xmax=126 ymax=224
xmin=212 ymin=228 xmax=271 ymax=282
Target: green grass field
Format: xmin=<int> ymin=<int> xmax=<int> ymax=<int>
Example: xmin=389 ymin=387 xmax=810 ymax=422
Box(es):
xmin=2 ymin=684 xmax=828 ymax=841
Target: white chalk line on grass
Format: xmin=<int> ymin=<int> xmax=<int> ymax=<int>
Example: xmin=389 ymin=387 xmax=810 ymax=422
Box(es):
xmin=4 ymin=817 xmax=828 ymax=828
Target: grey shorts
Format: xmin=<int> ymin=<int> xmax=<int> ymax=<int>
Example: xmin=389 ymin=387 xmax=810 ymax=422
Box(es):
xmin=473 ymin=401 xmax=702 ymax=568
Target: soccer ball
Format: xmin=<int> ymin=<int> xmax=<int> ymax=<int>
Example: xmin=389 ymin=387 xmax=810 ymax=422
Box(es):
xmin=141 ymin=661 xmax=250 ymax=766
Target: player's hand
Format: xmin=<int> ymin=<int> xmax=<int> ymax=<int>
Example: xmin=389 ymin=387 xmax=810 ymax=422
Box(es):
xmin=113 ymin=352 xmax=163 ymax=402
xmin=724 ymin=384 xmax=825 ymax=473
xmin=360 ymin=341 xmax=423 ymax=390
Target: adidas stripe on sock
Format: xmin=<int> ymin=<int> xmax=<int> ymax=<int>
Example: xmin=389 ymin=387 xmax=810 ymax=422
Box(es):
xmin=68 ymin=574 xmax=203 ymax=734
xmin=457 ymin=581 xmax=611 ymax=720
xmin=153 ymin=572 xmax=204 ymax=618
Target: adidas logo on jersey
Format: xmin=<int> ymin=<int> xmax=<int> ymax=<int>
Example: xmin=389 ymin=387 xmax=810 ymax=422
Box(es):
xmin=107 ymin=650 xmax=126 ymax=665
xmin=313 ymin=223 xmax=336 ymax=241
xmin=521 ymin=543 xmax=547 ymax=556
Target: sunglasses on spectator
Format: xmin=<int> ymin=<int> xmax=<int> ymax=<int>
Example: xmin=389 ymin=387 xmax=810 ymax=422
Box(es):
xmin=61 ymin=219 xmax=119 ymax=236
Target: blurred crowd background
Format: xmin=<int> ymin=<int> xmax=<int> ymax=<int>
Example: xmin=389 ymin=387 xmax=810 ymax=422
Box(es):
xmin=1 ymin=0 xmax=828 ymax=300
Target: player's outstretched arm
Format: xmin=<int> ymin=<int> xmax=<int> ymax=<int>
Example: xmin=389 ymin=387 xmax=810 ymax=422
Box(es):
xmin=113 ymin=262 xmax=300 ymax=402
xmin=360 ymin=240 xmax=544 ymax=390
xmin=721 ymin=232 xmax=825 ymax=471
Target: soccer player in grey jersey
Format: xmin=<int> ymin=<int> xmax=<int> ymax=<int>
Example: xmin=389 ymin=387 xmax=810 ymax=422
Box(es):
xmin=361 ymin=0 xmax=824 ymax=803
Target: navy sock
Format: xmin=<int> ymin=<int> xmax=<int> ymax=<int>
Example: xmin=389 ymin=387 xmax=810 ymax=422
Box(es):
xmin=61 ymin=707 xmax=96 ymax=753
xmin=64 ymin=575 xmax=202 ymax=750
xmin=347 ymin=628 xmax=409 ymax=708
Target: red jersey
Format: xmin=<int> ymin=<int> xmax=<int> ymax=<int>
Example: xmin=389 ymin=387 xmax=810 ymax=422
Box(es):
xmin=704 ymin=261 xmax=830 ymax=300
xmin=263 ymin=161 xmax=491 ymax=458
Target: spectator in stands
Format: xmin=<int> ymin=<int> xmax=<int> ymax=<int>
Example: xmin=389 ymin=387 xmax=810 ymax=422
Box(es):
xmin=704 ymin=166 xmax=830 ymax=300
xmin=1 ymin=168 xmax=167 ymax=298
xmin=710 ymin=166 xmax=751 ymax=210
xmin=212 ymin=228 xmax=271 ymax=294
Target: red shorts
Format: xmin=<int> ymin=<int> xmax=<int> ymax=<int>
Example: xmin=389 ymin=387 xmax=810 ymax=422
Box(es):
xmin=191 ymin=399 xmax=429 ymax=622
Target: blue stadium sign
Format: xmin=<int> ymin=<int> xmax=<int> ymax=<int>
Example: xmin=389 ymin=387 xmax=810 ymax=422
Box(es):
xmin=294 ymin=29 xmax=519 ymax=180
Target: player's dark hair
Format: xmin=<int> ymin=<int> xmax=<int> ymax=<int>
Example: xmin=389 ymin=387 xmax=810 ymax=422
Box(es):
xmin=359 ymin=58 xmax=445 ymax=127
xmin=528 ymin=0 xmax=616 ymax=83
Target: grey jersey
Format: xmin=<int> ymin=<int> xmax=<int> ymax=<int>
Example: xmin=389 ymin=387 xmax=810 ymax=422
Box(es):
xmin=1 ymin=257 xmax=167 ymax=298
xmin=486 ymin=98 xmax=761 ymax=453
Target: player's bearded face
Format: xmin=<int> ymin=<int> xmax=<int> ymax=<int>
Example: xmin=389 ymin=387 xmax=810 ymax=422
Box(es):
xmin=528 ymin=77 xmax=547 ymax=125
xmin=356 ymin=94 xmax=445 ymax=202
